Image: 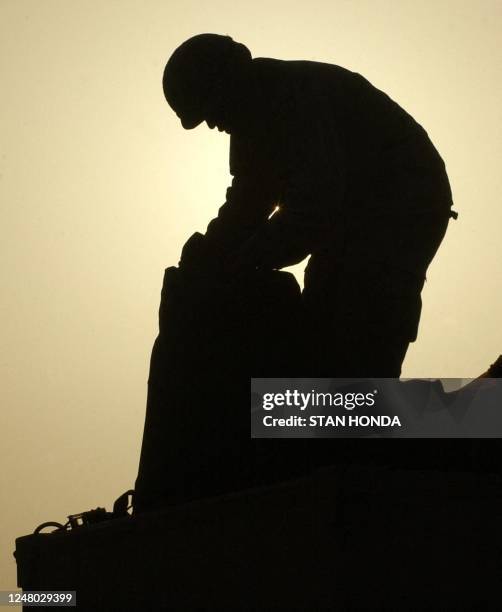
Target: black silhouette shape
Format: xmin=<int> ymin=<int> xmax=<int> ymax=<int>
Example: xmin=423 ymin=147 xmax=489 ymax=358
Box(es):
xmin=162 ymin=33 xmax=457 ymax=377
xmin=135 ymin=33 xmax=459 ymax=511
xmin=134 ymin=264 xmax=305 ymax=511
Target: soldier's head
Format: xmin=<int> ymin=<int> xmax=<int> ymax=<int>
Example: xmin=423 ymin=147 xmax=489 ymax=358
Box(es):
xmin=163 ymin=34 xmax=252 ymax=133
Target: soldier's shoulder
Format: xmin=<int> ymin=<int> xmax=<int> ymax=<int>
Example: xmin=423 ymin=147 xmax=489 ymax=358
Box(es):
xmin=252 ymin=56 xmax=355 ymax=78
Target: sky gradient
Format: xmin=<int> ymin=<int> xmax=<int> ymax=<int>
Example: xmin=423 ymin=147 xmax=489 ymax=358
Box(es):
xmin=1 ymin=0 xmax=501 ymax=590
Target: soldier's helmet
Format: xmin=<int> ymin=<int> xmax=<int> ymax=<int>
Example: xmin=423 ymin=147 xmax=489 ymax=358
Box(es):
xmin=163 ymin=34 xmax=251 ymax=129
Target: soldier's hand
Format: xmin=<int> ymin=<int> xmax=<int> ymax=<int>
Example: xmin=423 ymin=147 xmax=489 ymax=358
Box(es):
xmin=229 ymin=231 xmax=274 ymax=274
xmin=179 ymin=232 xmax=207 ymax=270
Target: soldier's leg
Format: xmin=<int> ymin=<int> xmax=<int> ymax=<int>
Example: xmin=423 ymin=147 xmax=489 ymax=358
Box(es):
xmin=304 ymin=210 xmax=452 ymax=377
xmin=305 ymin=267 xmax=419 ymax=377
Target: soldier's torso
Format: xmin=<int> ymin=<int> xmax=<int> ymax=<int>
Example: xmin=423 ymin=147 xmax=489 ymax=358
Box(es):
xmin=230 ymin=58 xmax=452 ymax=216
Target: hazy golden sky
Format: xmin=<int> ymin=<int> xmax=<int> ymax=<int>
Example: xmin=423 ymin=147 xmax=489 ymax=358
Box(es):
xmin=1 ymin=0 xmax=501 ymax=590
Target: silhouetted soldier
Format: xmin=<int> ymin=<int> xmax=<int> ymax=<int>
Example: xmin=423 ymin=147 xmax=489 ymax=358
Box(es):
xmin=135 ymin=34 xmax=458 ymax=511
xmin=163 ymin=33 xmax=457 ymax=376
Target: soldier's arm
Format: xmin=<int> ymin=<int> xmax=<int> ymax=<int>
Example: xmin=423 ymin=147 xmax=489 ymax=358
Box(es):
xmin=179 ymin=173 xmax=277 ymax=273
xmin=181 ymin=130 xmax=278 ymax=272
xmin=179 ymin=127 xmax=280 ymax=272
xmin=204 ymin=172 xmax=277 ymax=257
xmin=232 ymin=88 xmax=345 ymax=272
